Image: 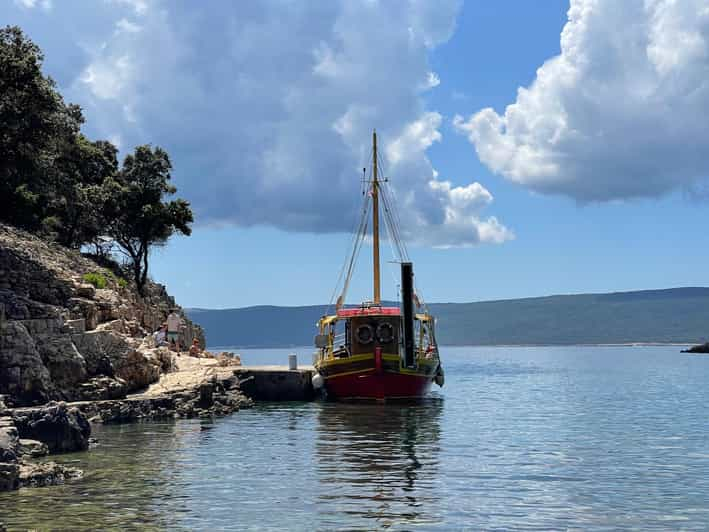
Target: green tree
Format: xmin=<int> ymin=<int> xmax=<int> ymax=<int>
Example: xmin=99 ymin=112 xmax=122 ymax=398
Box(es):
xmin=0 ymin=25 xmax=83 ymax=230
xmin=105 ymin=145 xmax=193 ymax=295
xmin=50 ymin=135 xmax=119 ymax=248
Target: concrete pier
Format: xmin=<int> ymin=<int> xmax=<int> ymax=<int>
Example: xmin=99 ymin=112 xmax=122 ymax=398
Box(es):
xmin=234 ymin=366 xmax=315 ymax=401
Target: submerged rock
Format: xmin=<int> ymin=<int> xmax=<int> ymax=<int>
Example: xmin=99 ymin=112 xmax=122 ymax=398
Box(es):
xmin=18 ymin=460 xmax=82 ymax=488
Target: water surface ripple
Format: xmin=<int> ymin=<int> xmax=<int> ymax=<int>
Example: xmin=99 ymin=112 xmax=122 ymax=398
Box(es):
xmin=2 ymin=346 xmax=709 ymax=530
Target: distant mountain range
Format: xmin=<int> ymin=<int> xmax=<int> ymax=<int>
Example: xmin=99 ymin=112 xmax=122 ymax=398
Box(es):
xmin=186 ymin=287 xmax=709 ymax=348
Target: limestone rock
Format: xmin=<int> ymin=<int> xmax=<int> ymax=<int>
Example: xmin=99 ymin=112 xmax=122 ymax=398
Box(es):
xmin=63 ymin=318 xmax=86 ymax=333
xmin=72 ymin=329 xmax=130 ymax=377
xmin=0 ymin=223 xmax=207 ymax=406
xmin=115 ymin=348 xmax=162 ymax=392
xmin=68 ymin=297 xmax=98 ymax=330
xmin=75 ymin=283 xmax=96 ymax=299
xmin=198 ymin=382 xmax=214 ymax=407
xmin=12 ymin=402 xmax=91 ymax=453
xmin=77 ymin=376 xmax=127 ymax=401
xmin=75 ymin=373 xmax=252 ymax=424
xmin=95 ymin=318 xmax=126 ymax=334
xmin=17 ymin=438 xmax=49 ymax=458
xmin=0 ymin=417 xmax=19 ymax=462
xmin=18 ymin=460 xmax=82 ymax=488
xmin=0 ymin=320 xmax=53 ymax=404
xmin=0 ymin=462 xmax=19 ymax=491
xmin=35 ymin=334 xmax=88 ymax=394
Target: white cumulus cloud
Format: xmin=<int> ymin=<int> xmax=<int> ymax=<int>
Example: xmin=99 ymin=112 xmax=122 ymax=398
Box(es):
xmin=2 ymin=0 xmax=509 ymax=247
xmin=453 ymin=0 xmax=709 ymax=202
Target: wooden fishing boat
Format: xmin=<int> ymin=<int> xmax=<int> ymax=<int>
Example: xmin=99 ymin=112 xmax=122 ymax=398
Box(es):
xmin=312 ymin=131 xmax=444 ymax=400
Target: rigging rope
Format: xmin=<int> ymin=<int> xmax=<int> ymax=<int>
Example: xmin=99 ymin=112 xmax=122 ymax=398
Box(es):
xmin=331 ymin=193 xmax=370 ymax=314
xmin=328 ymin=139 xmax=431 ymax=313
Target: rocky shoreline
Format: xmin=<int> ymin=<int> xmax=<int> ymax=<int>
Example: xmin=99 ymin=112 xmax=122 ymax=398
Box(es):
xmin=1 ymin=359 xmax=252 ymax=493
xmin=681 ymin=342 xmax=709 ymax=353
xmin=1 ymin=398 xmax=85 ymax=492
xmin=0 ymin=223 xmax=259 ymax=498
xmin=0 ymin=222 xmax=205 ymax=407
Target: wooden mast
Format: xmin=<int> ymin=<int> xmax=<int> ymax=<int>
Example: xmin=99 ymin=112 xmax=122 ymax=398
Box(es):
xmin=372 ymin=130 xmax=381 ymax=304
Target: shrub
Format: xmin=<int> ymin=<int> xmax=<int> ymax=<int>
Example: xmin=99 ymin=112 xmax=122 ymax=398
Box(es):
xmin=82 ymin=272 xmax=107 ymax=289
xmin=117 ymin=277 xmax=128 ymax=289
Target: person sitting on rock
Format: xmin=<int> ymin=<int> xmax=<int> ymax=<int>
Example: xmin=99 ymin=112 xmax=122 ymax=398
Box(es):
xmin=189 ymin=338 xmax=202 ymax=357
xmin=153 ymin=324 xmax=167 ymax=346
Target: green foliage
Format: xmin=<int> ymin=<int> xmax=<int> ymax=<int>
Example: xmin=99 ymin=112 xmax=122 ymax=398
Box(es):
xmin=51 ymin=135 xmax=119 ymax=248
xmin=82 ymin=270 xmax=128 ymax=290
xmin=0 ymin=26 xmax=194 ymax=294
xmin=105 ymin=145 xmax=194 ymax=295
xmin=0 ymin=25 xmax=84 ymax=231
xmin=82 ymin=272 xmax=108 ymax=289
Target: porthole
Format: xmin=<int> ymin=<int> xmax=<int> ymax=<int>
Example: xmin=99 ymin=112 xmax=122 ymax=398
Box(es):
xmin=376 ymin=322 xmax=394 ymax=344
xmin=355 ymin=324 xmax=374 ymax=344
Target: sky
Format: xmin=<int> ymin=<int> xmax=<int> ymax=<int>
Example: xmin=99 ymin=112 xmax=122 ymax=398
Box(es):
xmin=3 ymin=0 xmax=709 ymax=308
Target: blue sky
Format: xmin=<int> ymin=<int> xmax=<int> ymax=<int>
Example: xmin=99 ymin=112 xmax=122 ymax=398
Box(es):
xmin=4 ymin=0 xmax=709 ymax=308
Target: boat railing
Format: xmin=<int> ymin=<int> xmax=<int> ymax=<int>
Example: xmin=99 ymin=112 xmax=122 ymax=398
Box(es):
xmin=333 ymin=332 xmax=347 ymax=346
xmin=416 ymin=345 xmax=439 ymax=360
xmin=323 ymin=332 xmax=348 ymax=359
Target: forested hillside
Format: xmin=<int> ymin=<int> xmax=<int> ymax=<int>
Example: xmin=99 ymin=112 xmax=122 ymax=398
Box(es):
xmin=187 ymin=287 xmax=709 ymax=348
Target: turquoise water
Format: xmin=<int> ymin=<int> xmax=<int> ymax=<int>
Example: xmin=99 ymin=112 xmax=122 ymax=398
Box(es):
xmin=2 ymin=345 xmax=709 ymax=530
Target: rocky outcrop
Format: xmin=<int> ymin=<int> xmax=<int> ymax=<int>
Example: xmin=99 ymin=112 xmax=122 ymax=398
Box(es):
xmin=682 ymin=342 xmax=709 ymax=353
xmin=0 ymin=223 xmax=206 ymax=406
xmin=1 ymin=401 xmax=91 ymax=492
xmin=0 ymin=372 xmax=252 ymax=492
xmin=12 ymin=402 xmax=91 ymax=453
xmin=76 ymin=373 xmax=252 ymax=424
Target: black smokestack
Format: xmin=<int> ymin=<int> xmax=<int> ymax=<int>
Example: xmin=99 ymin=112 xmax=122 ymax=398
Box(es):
xmin=401 ymin=262 xmax=415 ymax=367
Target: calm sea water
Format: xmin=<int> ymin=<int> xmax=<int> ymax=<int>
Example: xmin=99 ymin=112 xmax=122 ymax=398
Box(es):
xmin=2 ymin=345 xmax=709 ymax=530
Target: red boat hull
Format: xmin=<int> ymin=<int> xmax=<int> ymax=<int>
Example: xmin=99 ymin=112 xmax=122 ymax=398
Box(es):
xmin=325 ymin=371 xmax=433 ymax=400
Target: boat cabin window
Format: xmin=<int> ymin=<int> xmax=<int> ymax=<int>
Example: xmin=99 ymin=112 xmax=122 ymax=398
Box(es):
xmin=332 ymin=319 xmax=350 ymax=358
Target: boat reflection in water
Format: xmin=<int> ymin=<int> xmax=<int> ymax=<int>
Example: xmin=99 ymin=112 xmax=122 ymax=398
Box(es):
xmin=315 ymin=399 xmax=444 ymax=529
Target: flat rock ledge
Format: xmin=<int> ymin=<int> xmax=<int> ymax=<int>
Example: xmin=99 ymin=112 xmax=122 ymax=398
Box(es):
xmin=75 ymin=373 xmax=253 ymax=424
